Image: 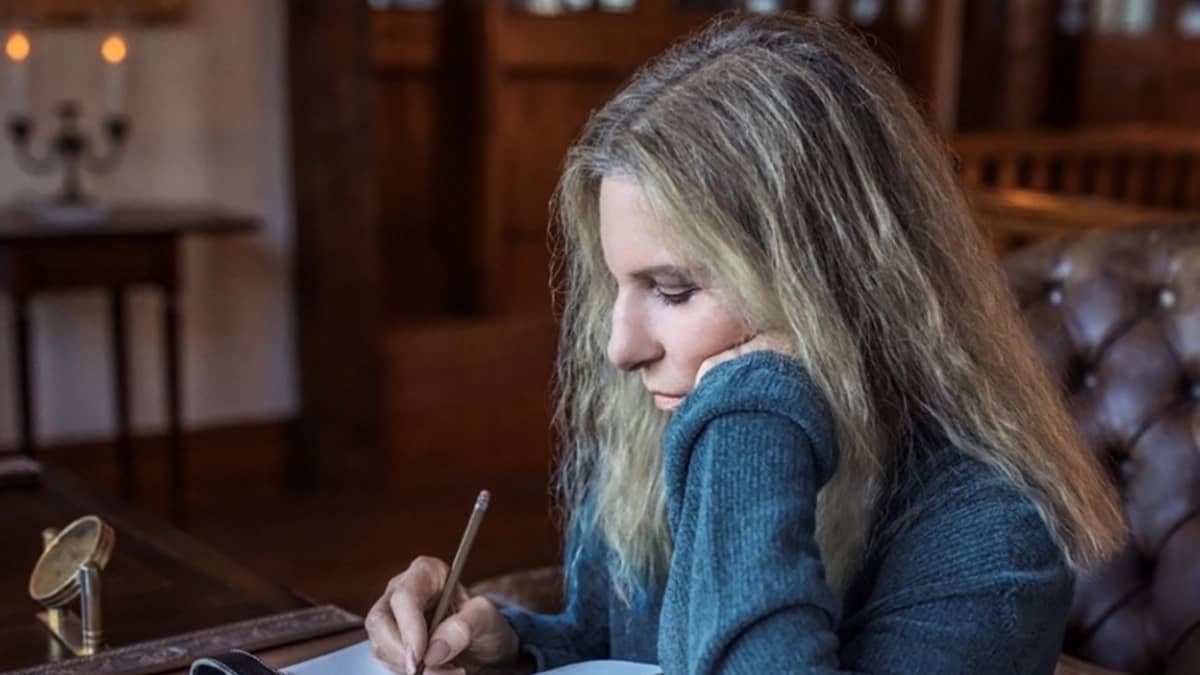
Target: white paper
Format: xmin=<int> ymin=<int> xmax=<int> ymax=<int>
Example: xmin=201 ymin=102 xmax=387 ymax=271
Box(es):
xmin=281 ymin=641 xmax=392 ymax=675
xmin=280 ymin=640 xmax=661 ymax=675
xmin=543 ymin=661 xmax=662 ymax=674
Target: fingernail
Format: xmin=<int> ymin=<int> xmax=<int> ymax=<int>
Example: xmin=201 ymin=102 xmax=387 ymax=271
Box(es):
xmin=405 ymin=647 xmax=417 ymax=674
xmin=425 ymin=639 xmax=451 ymax=666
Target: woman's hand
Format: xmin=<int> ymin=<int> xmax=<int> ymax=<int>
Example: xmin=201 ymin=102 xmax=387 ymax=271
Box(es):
xmin=694 ymin=331 xmax=794 ymax=389
xmin=366 ymin=556 xmax=520 ymax=675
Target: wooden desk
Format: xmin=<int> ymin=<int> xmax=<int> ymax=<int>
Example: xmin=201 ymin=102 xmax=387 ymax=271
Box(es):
xmin=161 ymin=628 xmax=366 ymax=675
xmin=0 ymin=458 xmax=351 ymax=674
xmin=0 ymin=205 xmax=257 ymax=522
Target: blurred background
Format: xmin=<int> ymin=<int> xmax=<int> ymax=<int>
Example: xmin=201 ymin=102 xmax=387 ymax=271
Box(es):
xmin=3 ymin=0 xmax=1199 ymax=618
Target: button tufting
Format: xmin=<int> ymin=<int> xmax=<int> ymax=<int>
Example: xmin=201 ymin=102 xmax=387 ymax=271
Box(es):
xmin=1083 ymin=371 xmax=1098 ymax=389
xmin=1160 ymin=288 xmax=1178 ymax=309
xmin=1048 ymin=287 xmax=1065 ymax=306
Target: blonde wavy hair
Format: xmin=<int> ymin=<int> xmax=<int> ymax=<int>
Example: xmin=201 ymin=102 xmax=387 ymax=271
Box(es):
xmin=552 ymin=14 xmax=1125 ymax=596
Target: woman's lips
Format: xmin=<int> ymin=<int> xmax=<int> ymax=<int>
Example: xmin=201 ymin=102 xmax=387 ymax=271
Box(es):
xmin=652 ymin=393 xmax=685 ymax=411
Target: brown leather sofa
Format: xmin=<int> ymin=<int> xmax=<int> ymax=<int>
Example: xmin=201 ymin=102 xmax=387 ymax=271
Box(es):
xmin=474 ymin=221 xmax=1200 ymax=675
xmin=1005 ymin=221 xmax=1200 ymax=675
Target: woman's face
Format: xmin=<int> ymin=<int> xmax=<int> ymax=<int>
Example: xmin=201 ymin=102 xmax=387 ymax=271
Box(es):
xmin=599 ymin=176 xmax=749 ymax=411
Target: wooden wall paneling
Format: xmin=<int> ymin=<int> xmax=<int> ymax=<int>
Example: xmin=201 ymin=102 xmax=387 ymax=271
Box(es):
xmin=383 ymin=316 xmax=558 ymax=488
xmin=474 ymin=0 xmax=972 ymax=313
xmin=370 ymin=9 xmax=438 ymax=68
xmin=498 ymin=77 xmax=617 ymax=316
xmin=478 ymin=0 xmax=508 ymax=315
xmin=370 ymin=5 xmax=486 ymax=317
xmin=1043 ymin=0 xmax=1084 ymax=128
xmin=1166 ymin=9 xmax=1200 ymax=128
xmin=478 ymin=0 xmax=715 ymax=315
xmin=374 ymin=78 xmax=443 ymax=316
xmin=370 ymin=10 xmax=461 ymax=317
xmin=926 ymin=0 xmax=964 ymax=131
xmin=1079 ymin=37 xmax=1168 ymax=125
xmin=491 ymin=11 xmax=711 ymax=73
xmin=432 ymin=0 xmax=487 ymax=315
xmin=956 ymin=0 xmax=1054 ymax=131
xmin=1002 ymin=0 xmax=1054 ymax=129
xmin=1073 ymin=1 xmax=1177 ymax=127
xmin=955 ymin=0 xmax=1006 ymax=130
xmin=288 ymin=1 xmax=385 ymax=490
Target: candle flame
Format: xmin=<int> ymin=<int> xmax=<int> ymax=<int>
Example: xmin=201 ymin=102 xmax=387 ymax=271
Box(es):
xmin=5 ymin=31 xmax=30 ymax=62
xmin=101 ymin=34 xmax=127 ymax=64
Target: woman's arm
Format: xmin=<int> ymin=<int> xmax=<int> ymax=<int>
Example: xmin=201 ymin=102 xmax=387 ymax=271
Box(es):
xmin=659 ymin=351 xmax=1073 ymax=675
xmin=500 ymin=522 xmax=612 ymax=671
xmin=659 ymin=351 xmax=842 ymax=673
xmin=838 ymin=461 xmax=1074 ymax=675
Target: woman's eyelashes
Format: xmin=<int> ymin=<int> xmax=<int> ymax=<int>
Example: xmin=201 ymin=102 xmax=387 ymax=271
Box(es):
xmin=654 ymin=285 xmax=700 ymax=305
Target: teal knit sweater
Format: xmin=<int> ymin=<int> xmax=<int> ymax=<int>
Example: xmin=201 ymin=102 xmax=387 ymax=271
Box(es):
xmin=504 ymin=352 xmax=1073 ymax=674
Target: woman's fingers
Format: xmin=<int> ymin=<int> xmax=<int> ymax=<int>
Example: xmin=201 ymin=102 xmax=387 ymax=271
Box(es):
xmin=695 ymin=331 xmax=793 ymax=387
xmin=365 ymin=595 xmax=408 ymax=672
xmin=365 ymin=557 xmax=453 ymax=674
xmin=425 ymin=596 xmax=513 ymax=667
xmin=365 ymin=557 xmax=516 ymax=674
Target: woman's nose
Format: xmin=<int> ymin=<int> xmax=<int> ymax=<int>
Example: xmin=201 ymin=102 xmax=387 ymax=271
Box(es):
xmin=607 ymin=295 xmax=660 ymax=372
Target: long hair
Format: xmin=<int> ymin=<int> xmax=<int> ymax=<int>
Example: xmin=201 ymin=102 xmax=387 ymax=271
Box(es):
xmin=552 ymin=13 xmax=1125 ymax=596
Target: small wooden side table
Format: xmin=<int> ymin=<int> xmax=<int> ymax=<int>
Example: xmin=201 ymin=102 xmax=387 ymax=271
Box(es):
xmin=0 ymin=205 xmax=258 ymax=522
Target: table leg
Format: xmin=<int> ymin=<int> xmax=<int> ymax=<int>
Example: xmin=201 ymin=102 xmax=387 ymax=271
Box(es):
xmin=13 ymin=293 xmax=34 ymax=457
xmin=111 ymin=288 xmax=134 ymax=501
xmin=163 ymin=289 xmax=185 ymax=524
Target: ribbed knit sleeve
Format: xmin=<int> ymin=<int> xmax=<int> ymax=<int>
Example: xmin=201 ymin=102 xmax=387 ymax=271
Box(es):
xmin=656 ymin=350 xmax=1073 ymax=675
xmin=501 ymin=525 xmax=612 ymax=671
xmin=658 ymin=351 xmax=841 ymax=674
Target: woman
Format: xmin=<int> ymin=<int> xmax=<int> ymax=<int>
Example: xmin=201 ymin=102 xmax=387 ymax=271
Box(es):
xmin=366 ymin=14 xmax=1125 ymax=675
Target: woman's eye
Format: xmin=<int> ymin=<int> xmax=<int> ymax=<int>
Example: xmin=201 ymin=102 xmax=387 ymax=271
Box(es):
xmin=655 ymin=287 xmax=699 ymax=305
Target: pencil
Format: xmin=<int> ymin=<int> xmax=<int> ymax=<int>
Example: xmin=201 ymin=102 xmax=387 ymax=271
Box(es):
xmin=414 ymin=489 xmax=490 ymax=675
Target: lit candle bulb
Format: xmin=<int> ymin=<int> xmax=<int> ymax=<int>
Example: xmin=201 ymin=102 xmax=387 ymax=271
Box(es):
xmin=5 ymin=30 xmax=31 ymax=118
xmin=101 ymin=32 xmax=128 ymax=117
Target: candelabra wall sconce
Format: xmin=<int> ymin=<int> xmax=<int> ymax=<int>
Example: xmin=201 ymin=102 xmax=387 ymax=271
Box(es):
xmin=4 ymin=24 xmax=132 ymax=220
xmin=7 ymin=101 xmax=130 ymax=205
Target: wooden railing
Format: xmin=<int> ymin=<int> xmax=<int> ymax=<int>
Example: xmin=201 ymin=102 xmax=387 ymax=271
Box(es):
xmin=968 ymin=188 xmax=1175 ymax=254
xmin=954 ymin=126 xmax=1200 ymax=211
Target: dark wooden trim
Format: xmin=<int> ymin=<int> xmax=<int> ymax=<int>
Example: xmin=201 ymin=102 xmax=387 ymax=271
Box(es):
xmin=5 ymin=605 xmax=360 ymax=675
xmin=370 ymin=10 xmax=440 ymax=70
xmin=287 ymin=1 xmax=385 ymax=491
xmin=434 ymin=0 xmax=485 ymax=314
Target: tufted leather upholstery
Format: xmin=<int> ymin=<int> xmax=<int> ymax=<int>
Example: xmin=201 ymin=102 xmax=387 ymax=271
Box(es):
xmin=1005 ymin=221 xmax=1200 ymax=675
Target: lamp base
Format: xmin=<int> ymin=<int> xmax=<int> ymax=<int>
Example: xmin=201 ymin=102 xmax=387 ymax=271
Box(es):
xmin=37 ymin=609 xmax=98 ymax=656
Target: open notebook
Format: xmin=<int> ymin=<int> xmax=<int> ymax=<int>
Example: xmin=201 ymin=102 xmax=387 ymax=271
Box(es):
xmin=282 ymin=641 xmax=662 ymax=675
